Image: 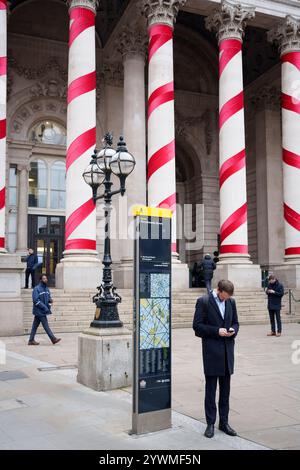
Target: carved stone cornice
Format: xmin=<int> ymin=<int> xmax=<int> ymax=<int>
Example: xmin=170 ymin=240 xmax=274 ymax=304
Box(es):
xmin=268 ymin=15 xmax=300 ymax=55
xmin=142 ymin=0 xmax=186 ymax=28
xmin=101 ymin=61 xmax=123 ymax=86
xmin=249 ymin=86 xmax=281 ymax=112
xmin=117 ymin=26 xmax=148 ymax=60
xmin=8 ymin=54 xmax=67 ymax=82
xmin=175 ymin=108 xmax=213 ymax=155
xmin=67 ymin=0 xmax=99 ymax=13
xmin=205 ymin=0 xmax=255 ymax=43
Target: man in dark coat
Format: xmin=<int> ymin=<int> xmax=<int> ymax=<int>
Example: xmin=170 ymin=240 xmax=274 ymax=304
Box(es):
xmin=25 ymin=248 xmax=38 ymax=288
xmin=266 ymin=274 xmax=284 ymax=337
xmin=193 ymin=279 xmax=239 ymax=439
xmin=28 ymin=273 xmax=61 ymax=345
xmin=200 ymin=254 xmax=216 ymax=293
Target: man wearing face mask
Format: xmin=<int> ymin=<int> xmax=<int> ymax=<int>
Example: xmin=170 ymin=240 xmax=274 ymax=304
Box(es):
xmin=193 ymin=279 xmax=239 ymax=439
xmin=266 ymin=274 xmax=284 ymax=337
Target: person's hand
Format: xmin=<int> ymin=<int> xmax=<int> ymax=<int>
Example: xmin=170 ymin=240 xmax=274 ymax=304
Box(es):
xmin=269 ymin=289 xmax=275 ymax=294
xmin=219 ymin=328 xmax=228 ymax=337
xmin=227 ymin=329 xmax=235 ymax=337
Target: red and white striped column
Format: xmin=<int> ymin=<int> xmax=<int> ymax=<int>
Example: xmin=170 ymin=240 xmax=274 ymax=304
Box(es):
xmin=143 ymin=1 xmax=185 ymax=255
xmin=0 ymin=0 xmax=7 ymax=253
xmin=65 ymin=0 xmax=97 ymax=254
xmin=206 ymin=1 xmax=254 ymax=262
xmin=269 ymin=17 xmax=300 ymax=262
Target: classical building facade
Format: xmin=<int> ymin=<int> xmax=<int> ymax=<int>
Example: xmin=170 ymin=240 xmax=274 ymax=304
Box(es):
xmin=0 ymin=0 xmax=300 ymax=292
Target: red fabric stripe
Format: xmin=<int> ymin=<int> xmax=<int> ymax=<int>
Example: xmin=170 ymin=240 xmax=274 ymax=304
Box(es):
xmin=68 ymin=71 xmax=96 ymax=105
xmin=148 ymin=24 xmax=173 ymax=62
xmin=219 ymin=39 xmax=241 ymax=77
xmin=65 ymin=198 xmax=95 ymax=240
xmin=219 ymin=149 xmax=245 ymax=188
xmin=220 ymin=244 xmax=248 ymax=254
xmin=66 ymin=127 xmax=96 ymax=170
xmin=285 ymin=247 xmax=300 ymax=255
xmin=65 ymin=238 xmax=96 ymax=251
xmin=219 ymin=91 xmax=244 ymax=129
xmin=0 ymin=187 xmax=5 ymax=210
xmin=147 ymin=140 xmax=175 ymax=180
xmin=282 ymin=93 xmax=300 ymax=115
xmin=220 ymin=203 xmax=247 ymax=243
xmin=0 ymin=1 xmax=6 ymax=9
xmin=171 ymin=242 xmax=177 ymax=253
xmin=148 ymin=81 xmax=174 ymax=118
xmin=284 ymin=203 xmax=300 ymax=232
xmin=0 ymin=57 xmax=6 ymax=76
xmin=283 ymin=148 xmax=300 ymax=169
xmin=69 ymin=8 xmax=95 ymax=47
xmin=282 ymin=52 xmax=300 ymax=72
xmin=0 ymin=237 xmax=4 ymax=248
xmin=158 ymin=193 xmax=176 ymax=213
xmin=0 ymin=119 xmax=6 ymax=139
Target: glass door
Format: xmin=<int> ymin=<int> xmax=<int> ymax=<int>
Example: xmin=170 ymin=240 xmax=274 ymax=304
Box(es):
xmin=28 ymin=215 xmax=65 ymax=286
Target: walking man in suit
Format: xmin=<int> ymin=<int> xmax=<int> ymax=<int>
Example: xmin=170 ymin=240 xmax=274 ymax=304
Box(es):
xmin=193 ymin=279 xmax=239 ymax=438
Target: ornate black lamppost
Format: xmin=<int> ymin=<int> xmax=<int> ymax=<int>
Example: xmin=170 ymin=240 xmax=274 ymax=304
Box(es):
xmin=83 ymin=133 xmax=135 ymax=328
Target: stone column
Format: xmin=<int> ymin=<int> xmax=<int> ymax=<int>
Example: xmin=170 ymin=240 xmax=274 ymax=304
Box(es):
xmin=206 ymin=0 xmax=261 ymax=288
xmin=252 ymin=87 xmax=284 ymax=270
xmin=56 ymin=0 xmax=101 ymax=289
xmin=113 ymin=26 xmax=147 ymax=288
xmin=142 ymin=0 xmax=189 ymax=289
xmin=0 ymin=0 xmax=7 ymax=253
xmin=0 ymin=1 xmax=25 ymax=335
xmin=268 ymin=16 xmax=300 ymax=288
xmin=16 ymin=164 xmax=29 ymax=254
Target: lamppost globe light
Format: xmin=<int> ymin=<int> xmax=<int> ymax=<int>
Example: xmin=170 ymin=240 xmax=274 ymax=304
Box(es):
xmin=82 ymin=150 xmax=105 ymax=188
xmin=110 ymin=136 xmax=136 ymax=177
xmin=97 ymin=146 xmax=116 ymax=172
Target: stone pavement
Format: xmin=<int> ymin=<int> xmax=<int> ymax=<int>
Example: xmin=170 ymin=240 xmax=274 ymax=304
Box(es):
xmin=0 ymin=322 xmax=300 ymax=450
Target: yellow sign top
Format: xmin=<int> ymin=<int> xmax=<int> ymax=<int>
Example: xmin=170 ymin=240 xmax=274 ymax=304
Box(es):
xmin=132 ymin=205 xmax=172 ymax=218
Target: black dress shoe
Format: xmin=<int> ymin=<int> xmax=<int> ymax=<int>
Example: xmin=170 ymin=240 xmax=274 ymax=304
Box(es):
xmin=51 ymin=338 xmax=61 ymax=345
xmin=219 ymin=422 xmax=237 ymax=436
xmin=204 ymin=424 xmax=214 ymax=438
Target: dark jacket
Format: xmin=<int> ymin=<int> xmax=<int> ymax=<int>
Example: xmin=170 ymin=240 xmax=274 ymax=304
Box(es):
xmin=26 ymin=253 xmax=38 ymax=270
xmin=266 ymin=280 xmax=284 ymax=310
xmin=193 ymin=292 xmax=239 ymax=376
xmin=200 ymin=255 xmax=216 ymax=281
xmin=32 ymin=282 xmax=52 ymax=317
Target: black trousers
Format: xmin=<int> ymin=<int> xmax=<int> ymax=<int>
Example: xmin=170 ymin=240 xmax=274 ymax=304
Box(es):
xmin=29 ymin=315 xmax=55 ymax=342
xmin=205 ymin=374 xmax=231 ymax=425
xmin=25 ymin=268 xmax=36 ymax=288
xmin=268 ymin=309 xmax=282 ymax=333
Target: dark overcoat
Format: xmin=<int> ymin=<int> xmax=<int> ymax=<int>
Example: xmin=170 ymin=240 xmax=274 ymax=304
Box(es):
xmin=193 ymin=292 xmax=239 ymax=376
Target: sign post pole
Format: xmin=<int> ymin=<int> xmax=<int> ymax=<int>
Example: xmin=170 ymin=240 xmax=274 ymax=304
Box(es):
xmin=132 ymin=205 xmax=172 ymax=435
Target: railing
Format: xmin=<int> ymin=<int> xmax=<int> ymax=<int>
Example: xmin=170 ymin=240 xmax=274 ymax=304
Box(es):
xmin=287 ymin=289 xmax=300 ymax=316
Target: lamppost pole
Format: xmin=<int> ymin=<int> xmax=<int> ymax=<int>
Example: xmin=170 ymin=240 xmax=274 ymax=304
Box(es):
xmin=83 ymin=133 xmax=135 ymax=328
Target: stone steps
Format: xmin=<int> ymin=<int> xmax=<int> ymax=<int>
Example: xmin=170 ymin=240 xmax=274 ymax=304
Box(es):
xmin=21 ymin=287 xmax=300 ymax=334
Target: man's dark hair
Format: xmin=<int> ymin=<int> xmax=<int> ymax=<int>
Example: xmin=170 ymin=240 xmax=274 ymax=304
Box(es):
xmin=217 ymin=279 xmax=234 ymax=295
xmin=39 ymin=273 xmax=47 ymax=281
xmin=268 ymin=274 xmax=276 ymax=281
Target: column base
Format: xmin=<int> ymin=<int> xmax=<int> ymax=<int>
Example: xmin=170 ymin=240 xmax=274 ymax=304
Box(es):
xmin=213 ymin=263 xmax=262 ymax=289
xmin=273 ymin=264 xmax=300 ymax=289
xmin=77 ymin=327 xmax=132 ymax=391
xmin=55 ymin=253 xmax=102 ymax=290
xmin=0 ymin=253 xmax=25 ymax=336
xmin=172 ymin=256 xmax=190 ymax=289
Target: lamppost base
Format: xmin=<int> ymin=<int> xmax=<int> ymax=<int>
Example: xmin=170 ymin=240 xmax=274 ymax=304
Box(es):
xmin=90 ymin=319 xmax=123 ymax=329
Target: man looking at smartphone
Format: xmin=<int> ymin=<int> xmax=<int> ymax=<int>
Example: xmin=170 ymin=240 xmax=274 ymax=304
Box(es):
xmin=193 ymin=279 xmax=239 ymax=439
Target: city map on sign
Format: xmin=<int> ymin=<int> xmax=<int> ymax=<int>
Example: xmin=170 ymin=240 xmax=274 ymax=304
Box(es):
xmin=140 ymin=298 xmax=170 ymax=349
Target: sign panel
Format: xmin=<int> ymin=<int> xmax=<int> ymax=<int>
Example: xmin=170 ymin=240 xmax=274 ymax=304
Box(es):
xmin=132 ymin=206 xmax=172 ymax=434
